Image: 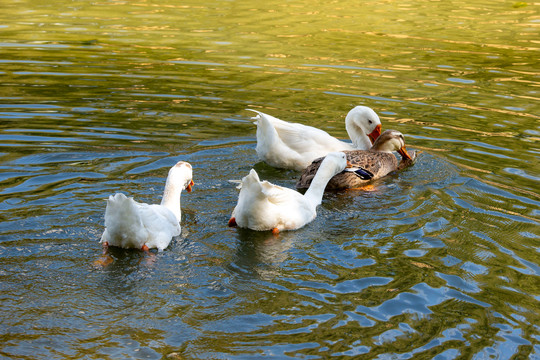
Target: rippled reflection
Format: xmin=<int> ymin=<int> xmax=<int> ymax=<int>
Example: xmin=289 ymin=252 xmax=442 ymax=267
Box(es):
xmin=1 ymin=0 xmax=539 ymax=358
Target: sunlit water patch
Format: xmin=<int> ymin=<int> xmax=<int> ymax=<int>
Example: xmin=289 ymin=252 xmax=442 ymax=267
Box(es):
xmin=1 ymin=0 xmax=539 ymax=358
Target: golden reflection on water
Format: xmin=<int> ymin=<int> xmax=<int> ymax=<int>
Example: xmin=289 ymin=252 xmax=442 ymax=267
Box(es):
xmin=0 ymin=0 xmax=539 ymax=358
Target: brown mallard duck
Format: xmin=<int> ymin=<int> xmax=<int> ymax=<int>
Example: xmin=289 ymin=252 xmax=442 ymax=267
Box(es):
xmin=296 ymin=130 xmax=417 ymax=191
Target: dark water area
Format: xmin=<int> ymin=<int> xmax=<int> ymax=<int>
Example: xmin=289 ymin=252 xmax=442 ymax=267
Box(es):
xmin=0 ymin=0 xmax=539 ymax=359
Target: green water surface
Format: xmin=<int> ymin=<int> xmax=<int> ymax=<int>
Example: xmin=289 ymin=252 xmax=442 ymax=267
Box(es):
xmin=0 ymin=0 xmax=539 ymax=359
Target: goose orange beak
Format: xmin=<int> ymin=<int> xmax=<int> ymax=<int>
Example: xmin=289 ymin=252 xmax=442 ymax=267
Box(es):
xmin=368 ymin=124 xmax=382 ymax=144
xmin=346 ymin=160 xmax=354 ymax=168
xmin=187 ymin=179 xmax=194 ymax=192
xmin=397 ymin=146 xmax=412 ymax=160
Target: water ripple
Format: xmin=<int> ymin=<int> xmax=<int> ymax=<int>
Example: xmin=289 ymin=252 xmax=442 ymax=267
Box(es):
xmin=1 ymin=0 xmax=539 ymax=358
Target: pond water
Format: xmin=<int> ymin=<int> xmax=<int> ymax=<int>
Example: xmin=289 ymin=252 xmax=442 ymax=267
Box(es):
xmin=0 ymin=0 xmax=539 ymax=359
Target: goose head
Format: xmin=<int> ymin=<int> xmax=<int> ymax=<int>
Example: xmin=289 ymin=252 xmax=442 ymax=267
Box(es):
xmin=303 ymin=151 xmax=351 ymax=204
xmin=160 ymin=161 xmax=194 ymax=221
xmin=345 ymin=106 xmax=382 ymax=147
xmin=168 ymin=161 xmax=194 ymax=192
xmin=322 ymin=151 xmax=350 ymax=175
xmin=371 ymin=130 xmax=412 ymax=160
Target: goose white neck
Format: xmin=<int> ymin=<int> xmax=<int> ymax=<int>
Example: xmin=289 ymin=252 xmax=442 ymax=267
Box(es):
xmin=303 ymin=155 xmax=344 ymax=208
xmin=161 ymin=179 xmax=183 ymax=222
xmin=345 ymin=107 xmax=378 ymax=149
xmin=346 ymin=120 xmax=373 ymax=149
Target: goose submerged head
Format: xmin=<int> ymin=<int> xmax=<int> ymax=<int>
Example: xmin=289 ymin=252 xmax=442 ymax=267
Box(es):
xmin=345 ymin=106 xmax=382 ymax=145
xmin=321 ymin=151 xmax=350 ymax=174
xmin=372 ymin=130 xmax=412 ymax=160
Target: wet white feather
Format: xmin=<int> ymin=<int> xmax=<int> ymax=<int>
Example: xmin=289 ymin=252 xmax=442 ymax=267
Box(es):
xmin=230 ymin=152 xmax=348 ymax=231
xmin=249 ymin=106 xmax=381 ymax=170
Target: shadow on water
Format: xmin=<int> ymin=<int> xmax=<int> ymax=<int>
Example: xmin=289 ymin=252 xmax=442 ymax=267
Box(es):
xmin=229 ymin=228 xmax=296 ymax=281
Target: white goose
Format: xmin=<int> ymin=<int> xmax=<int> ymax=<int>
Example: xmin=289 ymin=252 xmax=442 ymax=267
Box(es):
xmin=249 ymin=106 xmax=382 ymax=171
xmin=228 ymin=152 xmax=349 ymax=233
xmin=100 ymin=161 xmax=194 ymax=251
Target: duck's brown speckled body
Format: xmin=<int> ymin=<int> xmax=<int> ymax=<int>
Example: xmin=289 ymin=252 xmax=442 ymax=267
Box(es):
xmin=296 ymin=130 xmax=417 ymax=191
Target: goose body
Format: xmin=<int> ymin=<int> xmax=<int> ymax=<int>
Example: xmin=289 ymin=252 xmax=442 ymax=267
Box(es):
xmin=100 ymin=161 xmax=194 ymax=251
xmin=297 ymin=130 xmax=415 ymax=191
xmin=250 ymin=106 xmax=382 ymax=170
xmin=228 ymin=152 xmax=349 ymax=232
